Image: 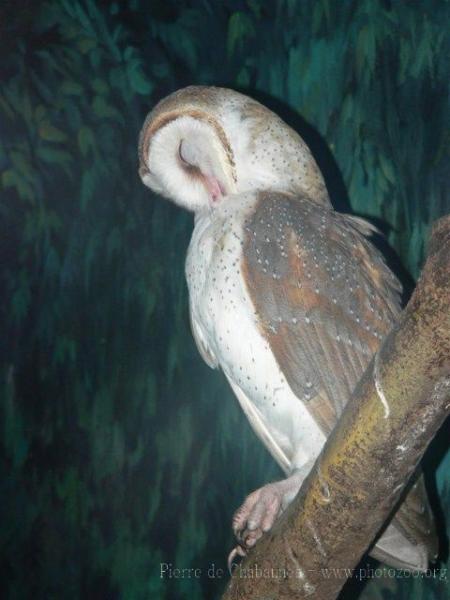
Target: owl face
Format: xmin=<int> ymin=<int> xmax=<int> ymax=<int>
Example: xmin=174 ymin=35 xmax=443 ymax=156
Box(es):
xmin=139 ymin=113 xmax=236 ymax=211
xmin=138 ymin=86 xmax=329 ymax=212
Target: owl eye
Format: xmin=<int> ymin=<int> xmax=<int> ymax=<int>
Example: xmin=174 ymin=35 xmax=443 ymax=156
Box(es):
xmin=178 ymin=140 xmax=199 ymax=175
xmin=178 ymin=140 xmax=190 ymax=166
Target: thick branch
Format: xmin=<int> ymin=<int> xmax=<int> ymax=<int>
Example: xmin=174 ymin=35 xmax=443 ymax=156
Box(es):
xmin=222 ymin=216 xmax=450 ymax=600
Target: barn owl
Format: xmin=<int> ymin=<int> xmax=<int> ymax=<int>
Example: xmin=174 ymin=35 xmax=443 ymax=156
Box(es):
xmin=138 ymin=86 xmax=437 ymax=571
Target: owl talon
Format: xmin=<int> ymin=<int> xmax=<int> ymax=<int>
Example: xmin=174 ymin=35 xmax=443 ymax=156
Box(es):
xmin=231 ymin=482 xmax=283 ymax=551
xmin=231 ymin=473 xmax=306 ymax=555
xmin=227 ymin=544 xmax=247 ymax=573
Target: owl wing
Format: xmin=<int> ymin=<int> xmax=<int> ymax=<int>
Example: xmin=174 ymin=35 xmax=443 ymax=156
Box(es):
xmin=242 ymin=191 xmax=401 ymax=433
xmin=189 ymin=308 xmax=219 ymax=369
xmin=241 ymin=191 xmax=437 ymax=568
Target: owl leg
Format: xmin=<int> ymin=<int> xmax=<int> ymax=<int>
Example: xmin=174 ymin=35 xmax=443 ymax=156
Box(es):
xmin=229 ymin=468 xmax=308 ymax=563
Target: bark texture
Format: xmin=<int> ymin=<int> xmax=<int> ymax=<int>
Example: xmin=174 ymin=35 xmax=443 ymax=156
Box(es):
xmin=222 ymin=216 xmax=450 ymax=600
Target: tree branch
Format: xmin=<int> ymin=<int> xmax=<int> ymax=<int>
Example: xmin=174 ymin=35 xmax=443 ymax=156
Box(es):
xmin=222 ymin=216 xmax=450 ymax=600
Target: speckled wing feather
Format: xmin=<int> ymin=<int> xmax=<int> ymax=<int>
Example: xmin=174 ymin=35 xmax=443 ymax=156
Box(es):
xmin=242 ymin=191 xmax=401 ymax=432
xmin=242 ymin=191 xmax=437 ymax=566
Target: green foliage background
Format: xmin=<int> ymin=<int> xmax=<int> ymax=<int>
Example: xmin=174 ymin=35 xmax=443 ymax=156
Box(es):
xmin=0 ymin=1 xmax=449 ymax=598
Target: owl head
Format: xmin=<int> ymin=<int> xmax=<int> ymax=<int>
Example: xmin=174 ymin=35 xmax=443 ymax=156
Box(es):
xmin=138 ymin=86 xmax=329 ymax=212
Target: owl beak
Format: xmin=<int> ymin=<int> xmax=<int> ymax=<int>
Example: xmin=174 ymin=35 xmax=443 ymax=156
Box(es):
xmin=204 ymin=174 xmax=226 ymax=205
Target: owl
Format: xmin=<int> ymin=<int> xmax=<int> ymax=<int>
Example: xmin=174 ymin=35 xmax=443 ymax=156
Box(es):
xmin=138 ymin=86 xmax=437 ymax=570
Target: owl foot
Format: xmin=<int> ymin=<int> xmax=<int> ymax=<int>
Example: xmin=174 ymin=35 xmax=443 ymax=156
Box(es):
xmin=229 ymin=472 xmax=305 ymax=567
xmin=227 ymin=544 xmax=247 ymax=573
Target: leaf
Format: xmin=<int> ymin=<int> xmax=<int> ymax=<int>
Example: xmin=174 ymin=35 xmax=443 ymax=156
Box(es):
xmin=1 ymin=168 xmax=34 ymax=201
xmin=91 ymin=78 xmax=109 ymax=95
xmin=60 ymin=80 xmax=84 ymax=96
xmin=34 ymin=104 xmax=47 ymax=122
xmin=128 ymin=437 xmax=145 ymax=468
xmin=227 ymin=11 xmax=255 ymax=57
xmin=37 ymin=146 xmax=73 ymax=176
xmin=398 ymin=37 xmax=411 ymax=84
xmin=84 ymin=235 xmax=100 ymax=290
xmin=77 ymin=126 xmax=95 ymax=157
xmin=53 ymin=336 xmax=77 ymax=366
xmin=109 ymin=66 xmax=126 ymax=90
xmin=143 ymin=290 xmax=156 ymax=325
xmin=38 ymin=122 xmax=68 ymax=143
xmin=166 ymin=339 xmax=179 ymax=385
xmin=356 ymin=25 xmax=376 ymax=76
xmin=10 ymin=151 xmax=34 ymax=183
xmin=341 ymin=94 xmax=354 ymax=123
xmin=0 ymin=94 xmax=15 ymax=119
xmin=80 ymin=169 xmax=95 ymax=212
xmin=1 ymin=169 xmax=17 ymax=188
xmin=126 ymin=62 xmax=153 ymax=95
xmin=3 ymin=366 xmax=29 ymax=469
xmin=89 ymin=47 xmax=102 ymax=70
xmin=312 ymin=0 xmax=325 ymax=34
xmin=20 ymin=89 xmax=33 ymax=125
xmin=236 ymin=67 xmax=250 ymax=88
xmin=11 ymin=277 xmax=30 ymax=323
xmin=78 ymin=37 xmax=97 ymax=54
xmin=107 ymin=227 xmax=122 ymax=259
xmin=92 ymin=95 xmax=124 ymax=123
xmin=378 ymin=154 xmax=396 ymax=185
xmin=123 ymin=45 xmax=134 ymax=61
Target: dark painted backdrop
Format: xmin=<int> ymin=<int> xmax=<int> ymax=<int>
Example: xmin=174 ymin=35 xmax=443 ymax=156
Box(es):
xmin=1 ymin=1 xmax=449 ymax=598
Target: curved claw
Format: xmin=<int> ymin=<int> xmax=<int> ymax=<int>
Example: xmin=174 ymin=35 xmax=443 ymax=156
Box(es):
xmin=227 ymin=544 xmax=247 ymax=574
